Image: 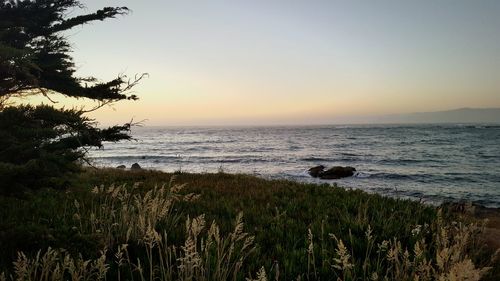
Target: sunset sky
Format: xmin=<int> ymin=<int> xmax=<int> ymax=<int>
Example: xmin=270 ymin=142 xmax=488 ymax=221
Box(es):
xmin=38 ymin=0 xmax=500 ymax=125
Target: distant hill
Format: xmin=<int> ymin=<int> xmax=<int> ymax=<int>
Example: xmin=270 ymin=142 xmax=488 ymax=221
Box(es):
xmin=374 ymin=108 xmax=500 ymax=124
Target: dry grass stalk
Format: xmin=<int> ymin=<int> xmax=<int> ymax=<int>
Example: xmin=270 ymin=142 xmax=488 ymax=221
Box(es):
xmin=319 ymin=212 xmax=492 ymax=281
xmin=83 ymin=178 xmax=198 ymax=246
xmin=247 ymin=267 xmax=268 ymax=281
xmin=5 ymin=247 xmax=108 ymax=281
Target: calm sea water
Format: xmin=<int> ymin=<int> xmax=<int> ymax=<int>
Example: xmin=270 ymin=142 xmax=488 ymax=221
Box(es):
xmin=89 ymin=124 xmax=500 ymax=208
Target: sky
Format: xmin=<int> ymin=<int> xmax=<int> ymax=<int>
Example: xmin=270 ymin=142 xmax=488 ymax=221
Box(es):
xmin=41 ymin=0 xmax=500 ymax=125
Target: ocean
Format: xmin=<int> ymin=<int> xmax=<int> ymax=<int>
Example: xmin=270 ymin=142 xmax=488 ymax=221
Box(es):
xmin=89 ymin=124 xmax=500 ymax=208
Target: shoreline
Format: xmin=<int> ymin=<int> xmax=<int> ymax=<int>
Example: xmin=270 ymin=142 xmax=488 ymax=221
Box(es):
xmin=89 ymin=123 xmax=500 ymax=210
xmin=106 ymin=163 xmax=500 ymax=209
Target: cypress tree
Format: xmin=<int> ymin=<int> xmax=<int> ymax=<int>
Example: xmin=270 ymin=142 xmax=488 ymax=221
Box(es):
xmin=0 ymin=0 xmax=145 ymax=193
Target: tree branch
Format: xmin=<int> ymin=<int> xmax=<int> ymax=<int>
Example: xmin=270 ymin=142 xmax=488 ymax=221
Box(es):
xmin=50 ymin=7 xmax=130 ymax=33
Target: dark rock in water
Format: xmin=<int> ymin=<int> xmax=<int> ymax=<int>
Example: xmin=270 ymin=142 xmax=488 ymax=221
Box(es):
xmin=131 ymin=163 xmax=142 ymax=170
xmin=116 ymin=165 xmax=126 ymax=169
xmin=308 ymin=165 xmax=356 ymax=179
xmin=308 ymin=165 xmax=325 ymax=178
xmin=319 ymin=166 xmax=356 ymax=179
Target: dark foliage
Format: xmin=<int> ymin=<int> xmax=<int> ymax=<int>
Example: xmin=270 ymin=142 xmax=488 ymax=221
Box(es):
xmin=0 ymin=0 xmax=143 ymax=192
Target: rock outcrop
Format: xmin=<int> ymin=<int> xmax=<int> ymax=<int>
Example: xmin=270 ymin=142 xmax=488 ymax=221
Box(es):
xmin=308 ymin=165 xmax=325 ymax=177
xmin=319 ymin=166 xmax=356 ymax=179
xmin=308 ymin=165 xmax=356 ymax=179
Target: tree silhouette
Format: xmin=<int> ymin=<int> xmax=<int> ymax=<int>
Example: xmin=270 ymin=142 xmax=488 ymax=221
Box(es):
xmin=0 ymin=0 xmax=145 ymax=193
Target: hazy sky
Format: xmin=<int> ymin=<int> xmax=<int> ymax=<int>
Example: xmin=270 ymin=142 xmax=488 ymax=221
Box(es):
xmin=44 ymin=0 xmax=500 ymax=125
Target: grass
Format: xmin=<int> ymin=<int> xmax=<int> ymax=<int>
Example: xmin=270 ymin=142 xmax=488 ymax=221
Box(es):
xmin=0 ymin=168 xmax=498 ymax=280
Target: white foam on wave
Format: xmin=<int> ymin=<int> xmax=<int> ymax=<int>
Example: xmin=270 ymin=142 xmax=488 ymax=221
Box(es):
xmin=354 ymin=172 xmax=371 ymax=178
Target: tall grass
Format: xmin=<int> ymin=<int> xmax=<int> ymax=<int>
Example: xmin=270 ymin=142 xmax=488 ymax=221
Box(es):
xmin=0 ymin=170 xmax=497 ymax=280
xmin=4 ymin=247 xmax=108 ymax=281
xmin=1 ymin=179 xmax=256 ymax=281
xmin=315 ymin=214 xmax=492 ymax=280
xmin=80 ymin=178 xmax=199 ymax=245
xmin=248 ymin=218 xmax=496 ymax=281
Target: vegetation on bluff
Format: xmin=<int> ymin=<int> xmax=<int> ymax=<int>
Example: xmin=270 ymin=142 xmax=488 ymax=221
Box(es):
xmin=0 ymin=169 xmax=497 ymax=280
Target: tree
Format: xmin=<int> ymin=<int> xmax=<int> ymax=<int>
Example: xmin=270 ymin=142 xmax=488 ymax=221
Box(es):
xmin=0 ymin=0 xmax=145 ymax=193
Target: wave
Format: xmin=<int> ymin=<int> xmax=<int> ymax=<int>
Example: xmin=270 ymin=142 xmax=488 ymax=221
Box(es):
xmin=360 ymin=172 xmax=414 ymax=180
xmin=300 ymin=157 xmax=334 ymax=162
xmin=354 ymin=171 xmax=498 ymax=185
xmin=354 ymin=172 xmax=371 ymax=178
xmin=92 ymin=155 xmax=281 ymax=165
xmin=166 ymin=139 xmax=238 ymax=145
xmin=216 ymin=158 xmax=270 ymax=163
xmin=478 ymin=154 xmax=500 ymax=159
xmin=298 ymin=153 xmax=365 ymax=161
xmin=375 ymin=158 xmax=444 ymax=165
xmin=484 ymin=125 xmax=500 ymax=129
xmin=91 ymin=155 xmax=182 ymax=161
xmin=455 ymin=124 xmax=500 ymax=129
xmin=341 ymin=152 xmax=361 ymax=157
